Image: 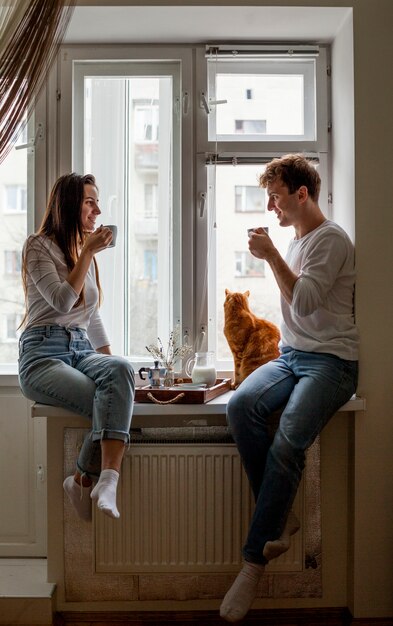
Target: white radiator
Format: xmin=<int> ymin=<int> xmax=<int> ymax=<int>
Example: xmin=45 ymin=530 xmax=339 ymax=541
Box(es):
xmin=94 ymin=442 xmax=303 ymax=574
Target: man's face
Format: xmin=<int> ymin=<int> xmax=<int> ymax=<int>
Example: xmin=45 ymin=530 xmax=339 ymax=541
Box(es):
xmin=266 ymin=178 xmax=301 ymax=228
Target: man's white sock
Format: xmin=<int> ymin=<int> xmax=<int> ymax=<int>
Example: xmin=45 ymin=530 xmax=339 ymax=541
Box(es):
xmin=219 ymin=561 xmax=265 ymax=622
xmin=90 ymin=469 xmax=120 ymax=519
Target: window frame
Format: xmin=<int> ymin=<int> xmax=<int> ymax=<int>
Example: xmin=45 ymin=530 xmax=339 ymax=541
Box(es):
xmin=38 ymin=43 xmax=330 ymax=374
xmin=56 ymin=45 xmax=194 ymax=367
xmin=195 ymin=45 xmax=330 ymax=370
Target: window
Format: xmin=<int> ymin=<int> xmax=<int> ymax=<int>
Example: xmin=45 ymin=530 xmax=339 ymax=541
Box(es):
xmin=3 ymin=185 xmax=27 ymax=213
xmin=67 ymin=50 xmax=192 ymax=363
xmin=57 ymin=44 xmax=327 ymax=372
xmin=235 ymin=119 xmax=266 ymax=134
xmin=235 ymin=185 xmax=265 ymax=213
xmin=4 ymin=250 xmax=22 ymax=275
xmin=199 ymin=45 xmax=328 ymax=368
xmin=4 ymin=313 xmax=23 ymax=342
xmin=144 ymin=183 xmax=159 ymax=219
xmin=235 ymin=252 xmax=265 ymax=277
xmin=0 ymin=114 xmax=32 ymax=364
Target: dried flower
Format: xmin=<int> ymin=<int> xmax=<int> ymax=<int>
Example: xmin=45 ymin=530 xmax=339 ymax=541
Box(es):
xmin=145 ymin=325 xmax=193 ymax=370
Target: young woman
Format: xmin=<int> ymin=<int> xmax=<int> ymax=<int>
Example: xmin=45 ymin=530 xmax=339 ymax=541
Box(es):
xmin=18 ymin=173 xmax=135 ymax=521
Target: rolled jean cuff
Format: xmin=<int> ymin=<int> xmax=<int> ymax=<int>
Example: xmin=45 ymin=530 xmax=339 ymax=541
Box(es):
xmin=92 ymin=428 xmax=131 ymax=444
xmin=76 ymin=463 xmax=100 ymax=482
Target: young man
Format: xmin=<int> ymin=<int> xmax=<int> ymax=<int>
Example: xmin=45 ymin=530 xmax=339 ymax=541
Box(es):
xmin=220 ymin=154 xmax=359 ymax=622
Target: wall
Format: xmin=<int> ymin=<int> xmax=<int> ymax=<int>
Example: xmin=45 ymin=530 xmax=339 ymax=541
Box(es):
xmin=1 ymin=0 xmax=391 ymax=619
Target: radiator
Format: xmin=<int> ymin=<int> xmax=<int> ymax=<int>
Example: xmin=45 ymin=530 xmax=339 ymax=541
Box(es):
xmin=94 ymin=442 xmax=304 ymax=574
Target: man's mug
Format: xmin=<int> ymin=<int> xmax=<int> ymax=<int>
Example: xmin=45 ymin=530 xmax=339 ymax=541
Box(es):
xmin=103 ymin=224 xmax=117 ymax=248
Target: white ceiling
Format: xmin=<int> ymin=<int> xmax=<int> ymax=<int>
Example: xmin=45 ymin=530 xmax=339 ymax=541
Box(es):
xmin=64 ymin=6 xmax=351 ymax=44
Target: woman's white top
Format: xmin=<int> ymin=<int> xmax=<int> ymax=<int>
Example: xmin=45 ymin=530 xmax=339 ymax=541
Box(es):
xmin=280 ymin=220 xmax=359 ymax=360
xmin=23 ymin=234 xmax=109 ymax=349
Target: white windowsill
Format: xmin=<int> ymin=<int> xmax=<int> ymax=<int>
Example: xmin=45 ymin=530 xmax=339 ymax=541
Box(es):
xmin=31 ymin=393 xmax=365 ymax=429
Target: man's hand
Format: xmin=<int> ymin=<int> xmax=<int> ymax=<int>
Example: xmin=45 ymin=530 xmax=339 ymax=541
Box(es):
xmin=248 ymin=227 xmax=275 ymax=261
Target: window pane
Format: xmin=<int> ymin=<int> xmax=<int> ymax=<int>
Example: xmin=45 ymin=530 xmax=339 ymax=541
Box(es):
xmin=207 ymin=58 xmax=317 ymax=142
xmin=211 ymin=164 xmax=293 ymax=362
xmin=0 ymin=140 xmax=29 ymax=362
xmin=216 ymin=74 xmax=304 ymax=138
xmin=82 ymin=74 xmax=174 ymax=359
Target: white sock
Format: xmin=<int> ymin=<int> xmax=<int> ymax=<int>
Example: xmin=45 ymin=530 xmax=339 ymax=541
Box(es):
xmin=90 ymin=469 xmax=120 ymax=519
xmin=63 ymin=476 xmax=92 ymax=522
xmin=263 ymin=510 xmax=300 ymax=561
xmin=220 ymin=562 xmax=265 ymax=622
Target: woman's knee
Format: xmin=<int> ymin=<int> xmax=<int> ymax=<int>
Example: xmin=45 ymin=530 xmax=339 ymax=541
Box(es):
xmin=110 ymin=357 xmax=135 ymax=381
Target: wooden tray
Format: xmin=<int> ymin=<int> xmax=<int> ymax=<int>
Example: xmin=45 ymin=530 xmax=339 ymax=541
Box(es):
xmin=135 ymin=378 xmax=232 ymax=404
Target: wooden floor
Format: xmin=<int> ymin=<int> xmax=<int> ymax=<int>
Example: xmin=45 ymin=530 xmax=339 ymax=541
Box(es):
xmin=54 ymin=608 xmax=393 ymax=626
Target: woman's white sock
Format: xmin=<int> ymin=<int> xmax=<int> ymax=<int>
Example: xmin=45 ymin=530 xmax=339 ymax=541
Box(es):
xmin=220 ymin=562 xmax=265 ymax=622
xmin=63 ymin=476 xmax=92 ymax=522
xmin=90 ymin=469 xmax=120 ymax=519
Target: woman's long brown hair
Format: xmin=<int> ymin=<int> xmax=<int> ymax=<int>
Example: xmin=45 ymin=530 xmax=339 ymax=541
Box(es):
xmin=20 ymin=173 xmax=103 ymax=326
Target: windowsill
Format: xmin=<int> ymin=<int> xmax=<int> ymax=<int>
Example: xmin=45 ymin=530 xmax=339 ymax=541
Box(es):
xmin=31 ymin=393 xmax=365 ymax=430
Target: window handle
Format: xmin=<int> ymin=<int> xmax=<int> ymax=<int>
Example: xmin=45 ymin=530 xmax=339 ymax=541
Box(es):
xmin=183 ymin=91 xmax=190 ymax=116
xmin=200 ymin=92 xmax=227 ymax=114
xmin=199 ymin=192 xmax=206 ymax=218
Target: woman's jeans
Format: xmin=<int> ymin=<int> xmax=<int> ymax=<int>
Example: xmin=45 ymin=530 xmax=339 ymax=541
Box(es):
xmin=18 ymin=325 xmax=135 ymax=480
xmin=226 ymin=348 xmax=358 ymax=565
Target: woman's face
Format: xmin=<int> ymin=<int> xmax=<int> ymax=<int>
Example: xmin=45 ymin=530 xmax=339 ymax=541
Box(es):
xmin=81 ymin=184 xmax=101 ymax=232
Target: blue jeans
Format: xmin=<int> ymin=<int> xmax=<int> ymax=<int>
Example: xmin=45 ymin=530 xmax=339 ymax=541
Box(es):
xmin=18 ymin=325 xmax=135 ymax=479
xmin=226 ymin=348 xmax=358 ymax=565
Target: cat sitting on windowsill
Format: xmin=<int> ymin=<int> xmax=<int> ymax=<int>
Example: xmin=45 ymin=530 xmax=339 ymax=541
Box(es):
xmin=224 ymin=289 xmax=280 ymax=389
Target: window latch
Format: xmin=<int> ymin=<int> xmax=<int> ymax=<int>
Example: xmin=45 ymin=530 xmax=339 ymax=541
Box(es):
xmin=199 ymin=192 xmax=207 ymax=218
xmin=200 ymin=92 xmax=227 ymax=114
xmin=15 ymin=123 xmax=43 ymax=152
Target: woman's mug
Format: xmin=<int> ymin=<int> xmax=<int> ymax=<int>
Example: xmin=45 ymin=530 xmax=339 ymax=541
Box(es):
xmin=185 ymin=351 xmax=217 ymax=386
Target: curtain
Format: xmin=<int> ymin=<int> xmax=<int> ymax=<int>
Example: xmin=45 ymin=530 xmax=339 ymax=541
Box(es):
xmin=0 ymin=0 xmax=75 ymax=163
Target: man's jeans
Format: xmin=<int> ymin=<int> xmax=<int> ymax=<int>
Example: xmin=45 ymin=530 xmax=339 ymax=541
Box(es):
xmin=18 ymin=325 xmax=135 ymax=479
xmin=226 ymin=348 xmax=358 ymax=565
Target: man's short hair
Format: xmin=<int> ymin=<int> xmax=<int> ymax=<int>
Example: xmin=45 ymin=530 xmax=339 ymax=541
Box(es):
xmin=259 ymin=154 xmax=321 ymax=201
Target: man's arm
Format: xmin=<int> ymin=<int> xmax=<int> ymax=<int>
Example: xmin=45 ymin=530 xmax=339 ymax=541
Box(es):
xmin=266 ymin=248 xmax=298 ymax=305
xmin=248 ymin=230 xmax=298 ymax=304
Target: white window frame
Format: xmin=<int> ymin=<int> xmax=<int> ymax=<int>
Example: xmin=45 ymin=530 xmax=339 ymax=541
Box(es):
xmin=37 ymin=43 xmax=330 ymax=374
xmin=195 ymin=45 xmax=330 ymax=371
xmin=56 ymin=46 xmax=193 ymax=367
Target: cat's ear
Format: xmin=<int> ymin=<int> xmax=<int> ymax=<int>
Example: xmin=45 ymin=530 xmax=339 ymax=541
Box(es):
xmin=225 ymin=288 xmax=230 ymax=296
xmin=244 ymin=290 xmax=250 ymax=297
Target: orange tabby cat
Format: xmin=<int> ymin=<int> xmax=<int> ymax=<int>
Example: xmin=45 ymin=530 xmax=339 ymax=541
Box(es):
xmin=224 ymin=289 xmax=280 ymax=388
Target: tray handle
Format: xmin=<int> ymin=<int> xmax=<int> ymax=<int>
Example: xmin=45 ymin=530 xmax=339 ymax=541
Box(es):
xmin=146 ymin=391 xmax=186 ymax=405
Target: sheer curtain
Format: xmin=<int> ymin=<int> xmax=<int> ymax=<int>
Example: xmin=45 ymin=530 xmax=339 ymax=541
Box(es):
xmin=0 ymin=0 xmax=75 ymax=163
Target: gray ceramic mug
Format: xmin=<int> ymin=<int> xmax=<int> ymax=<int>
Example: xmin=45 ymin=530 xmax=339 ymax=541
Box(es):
xmin=103 ymin=224 xmax=117 ymax=248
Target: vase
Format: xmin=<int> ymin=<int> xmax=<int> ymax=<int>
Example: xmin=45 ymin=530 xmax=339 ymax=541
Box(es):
xmin=164 ymin=367 xmax=175 ymax=387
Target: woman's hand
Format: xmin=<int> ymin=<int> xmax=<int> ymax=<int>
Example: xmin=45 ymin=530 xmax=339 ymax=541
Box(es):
xmin=82 ymin=225 xmax=113 ymax=255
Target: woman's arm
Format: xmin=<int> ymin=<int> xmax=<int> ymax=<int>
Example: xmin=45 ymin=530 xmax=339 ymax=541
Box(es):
xmin=66 ymin=227 xmax=113 ymax=295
